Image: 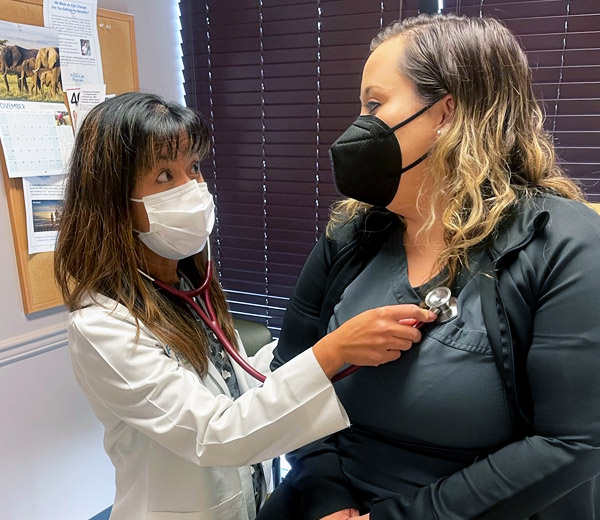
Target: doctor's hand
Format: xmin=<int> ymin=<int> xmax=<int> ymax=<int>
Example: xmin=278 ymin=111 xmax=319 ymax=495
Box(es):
xmin=319 ymin=508 xmax=361 ymax=520
xmin=312 ymin=304 xmax=437 ymax=379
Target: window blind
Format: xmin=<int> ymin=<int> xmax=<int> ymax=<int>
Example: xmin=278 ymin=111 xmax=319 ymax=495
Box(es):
xmin=180 ymin=0 xmax=600 ymax=335
xmin=440 ymin=0 xmax=600 ymax=201
xmin=180 ymin=0 xmax=397 ymax=335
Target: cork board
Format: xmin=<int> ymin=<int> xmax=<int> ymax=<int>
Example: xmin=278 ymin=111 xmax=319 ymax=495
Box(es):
xmin=0 ymin=0 xmax=138 ymax=313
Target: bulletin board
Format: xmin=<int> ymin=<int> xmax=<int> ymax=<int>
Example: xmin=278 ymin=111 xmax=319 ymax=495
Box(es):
xmin=0 ymin=0 xmax=138 ymax=313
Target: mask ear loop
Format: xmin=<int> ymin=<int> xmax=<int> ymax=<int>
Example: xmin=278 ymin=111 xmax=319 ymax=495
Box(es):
xmin=382 ymin=102 xmax=435 ymax=136
xmin=399 ymin=151 xmax=430 ymax=173
xmin=382 ymin=101 xmax=438 ymax=173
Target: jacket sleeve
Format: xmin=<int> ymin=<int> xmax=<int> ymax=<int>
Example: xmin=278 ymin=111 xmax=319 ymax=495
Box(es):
xmin=271 ymin=231 xmax=361 ymax=518
xmin=68 ymin=303 xmax=349 ymax=469
xmin=271 ymin=231 xmax=333 ymax=371
xmin=370 ymin=206 xmax=600 ymax=520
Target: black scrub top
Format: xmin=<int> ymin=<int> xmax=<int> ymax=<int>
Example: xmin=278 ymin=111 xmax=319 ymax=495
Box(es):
xmin=326 ymin=224 xmax=515 ymax=507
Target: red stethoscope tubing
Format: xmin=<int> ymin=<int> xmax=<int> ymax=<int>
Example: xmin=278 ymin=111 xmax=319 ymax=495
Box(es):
xmin=152 ymin=259 xmax=268 ymax=383
xmin=151 ymin=257 xmax=425 ymax=384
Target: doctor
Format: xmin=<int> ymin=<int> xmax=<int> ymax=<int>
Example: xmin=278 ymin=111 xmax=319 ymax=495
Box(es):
xmin=54 ymin=92 xmax=436 ymax=520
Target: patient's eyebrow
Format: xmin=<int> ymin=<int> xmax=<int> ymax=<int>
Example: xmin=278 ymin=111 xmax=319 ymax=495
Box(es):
xmin=361 ymin=85 xmax=384 ymax=101
xmin=361 ymin=86 xmax=375 ymax=99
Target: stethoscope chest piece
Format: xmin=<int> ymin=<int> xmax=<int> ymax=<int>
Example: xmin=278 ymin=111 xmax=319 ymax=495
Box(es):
xmin=424 ymin=286 xmax=458 ymax=324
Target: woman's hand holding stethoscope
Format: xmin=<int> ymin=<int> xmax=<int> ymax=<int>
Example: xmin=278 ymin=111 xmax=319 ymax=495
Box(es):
xmin=313 ymin=304 xmax=438 ymax=380
xmin=329 ymin=285 xmax=458 ymax=381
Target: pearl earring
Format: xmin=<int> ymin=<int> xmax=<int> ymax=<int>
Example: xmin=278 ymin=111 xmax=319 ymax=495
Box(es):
xmin=437 ymin=129 xmax=442 ymax=136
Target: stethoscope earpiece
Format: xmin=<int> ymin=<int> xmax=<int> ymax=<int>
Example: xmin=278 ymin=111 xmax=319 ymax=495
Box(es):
xmin=424 ymin=286 xmax=458 ymax=324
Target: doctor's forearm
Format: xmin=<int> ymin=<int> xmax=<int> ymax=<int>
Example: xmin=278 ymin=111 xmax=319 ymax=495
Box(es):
xmin=312 ymin=335 xmax=345 ymax=379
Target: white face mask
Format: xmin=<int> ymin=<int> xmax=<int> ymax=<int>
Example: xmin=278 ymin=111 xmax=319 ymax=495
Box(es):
xmin=132 ymin=180 xmax=215 ymax=260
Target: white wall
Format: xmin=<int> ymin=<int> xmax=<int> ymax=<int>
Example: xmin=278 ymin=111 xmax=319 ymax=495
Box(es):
xmin=99 ymin=0 xmax=185 ymax=104
xmin=0 ymin=1 xmax=183 ymax=518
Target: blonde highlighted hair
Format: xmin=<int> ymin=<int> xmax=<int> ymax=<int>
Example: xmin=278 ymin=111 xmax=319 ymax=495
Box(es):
xmin=329 ymin=14 xmax=582 ymax=283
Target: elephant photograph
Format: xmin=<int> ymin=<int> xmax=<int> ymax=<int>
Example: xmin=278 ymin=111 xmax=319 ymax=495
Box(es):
xmin=0 ymin=29 xmax=63 ymax=102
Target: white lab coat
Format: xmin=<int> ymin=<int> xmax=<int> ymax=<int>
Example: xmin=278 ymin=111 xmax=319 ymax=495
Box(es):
xmin=68 ymin=294 xmax=350 ymax=520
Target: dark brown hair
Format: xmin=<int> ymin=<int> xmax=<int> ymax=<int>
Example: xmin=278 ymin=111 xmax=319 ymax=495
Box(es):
xmin=55 ymin=92 xmax=236 ymax=376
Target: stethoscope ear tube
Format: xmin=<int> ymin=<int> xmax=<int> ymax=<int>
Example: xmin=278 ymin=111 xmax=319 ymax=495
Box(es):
xmin=153 ymin=264 xmax=268 ymax=383
xmin=145 ymin=244 xmax=269 ymax=383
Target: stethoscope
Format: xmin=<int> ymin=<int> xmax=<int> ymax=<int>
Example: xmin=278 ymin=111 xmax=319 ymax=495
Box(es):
xmin=140 ymin=243 xmax=269 ymax=383
xmin=330 ymin=286 xmax=458 ymax=381
xmin=140 ymin=245 xmax=458 ymax=383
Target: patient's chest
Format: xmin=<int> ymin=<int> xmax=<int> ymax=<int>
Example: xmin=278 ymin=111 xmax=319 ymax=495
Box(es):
xmin=328 ymin=232 xmax=514 ymax=450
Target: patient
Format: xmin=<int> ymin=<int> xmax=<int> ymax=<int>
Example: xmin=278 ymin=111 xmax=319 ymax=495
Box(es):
xmin=257 ymin=14 xmax=600 ymax=520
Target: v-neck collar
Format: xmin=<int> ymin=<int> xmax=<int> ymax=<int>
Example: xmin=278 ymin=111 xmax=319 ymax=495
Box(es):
xmin=388 ymin=226 xmax=448 ymax=305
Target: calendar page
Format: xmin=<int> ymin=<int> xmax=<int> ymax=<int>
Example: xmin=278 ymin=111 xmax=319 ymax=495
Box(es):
xmin=0 ymin=102 xmax=74 ymax=178
xmin=0 ymin=21 xmax=74 ymax=179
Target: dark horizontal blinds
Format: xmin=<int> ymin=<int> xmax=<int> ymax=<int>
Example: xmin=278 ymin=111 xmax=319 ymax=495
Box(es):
xmin=180 ymin=0 xmax=398 ymax=335
xmin=438 ymin=0 xmax=600 ymax=201
xmin=180 ymin=0 xmax=600 ymax=336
